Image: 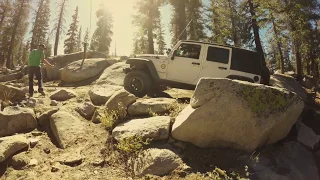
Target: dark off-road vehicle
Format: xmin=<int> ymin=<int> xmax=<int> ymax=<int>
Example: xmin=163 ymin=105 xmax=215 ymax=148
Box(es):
xmin=123 ymin=40 xmax=270 ymax=97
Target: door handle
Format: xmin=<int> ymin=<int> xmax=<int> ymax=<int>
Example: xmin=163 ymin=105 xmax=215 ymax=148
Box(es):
xmin=218 ymin=67 xmax=227 ymax=70
xmin=192 ymin=62 xmax=200 ymax=65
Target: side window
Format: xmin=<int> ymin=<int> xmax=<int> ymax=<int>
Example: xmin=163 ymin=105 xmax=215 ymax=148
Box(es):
xmin=176 ymin=43 xmax=201 ymax=60
xmin=206 ymin=46 xmax=230 ymax=64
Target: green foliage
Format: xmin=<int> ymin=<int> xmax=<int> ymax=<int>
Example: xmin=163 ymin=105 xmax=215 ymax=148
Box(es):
xmin=186 ymin=0 xmax=206 ymax=41
xmin=30 ymin=0 xmax=51 ymax=50
xmin=64 ymin=6 xmax=79 ymax=54
xmin=90 ymin=4 xmax=113 ymax=55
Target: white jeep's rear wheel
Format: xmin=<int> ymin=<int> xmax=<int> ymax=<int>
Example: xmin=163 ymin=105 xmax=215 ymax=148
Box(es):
xmin=124 ymin=70 xmax=151 ymax=97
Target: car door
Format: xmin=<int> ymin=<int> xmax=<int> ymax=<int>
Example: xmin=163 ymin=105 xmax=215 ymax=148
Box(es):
xmin=166 ymin=43 xmax=203 ymax=85
xmin=201 ymin=45 xmax=231 ymax=78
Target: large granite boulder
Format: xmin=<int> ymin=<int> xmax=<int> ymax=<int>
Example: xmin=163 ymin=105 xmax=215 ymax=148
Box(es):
xmin=60 ymin=58 xmax=109 ymax=83
xmin=43 ymin=51 xmax=107 ymax=80
xmin=172 ymin=78 xmax=304 ymax=152
xmin=0 ymin=107 xmax=37 ymax=137
xmin=95 ymin=61 xmax=129 ymax=86
xmin=270 ymin=74 xmax=307 ymax=102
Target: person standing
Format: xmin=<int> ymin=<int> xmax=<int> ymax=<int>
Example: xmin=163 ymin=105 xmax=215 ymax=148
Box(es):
xmin=28 ymin=44 xmax=54 ymax=97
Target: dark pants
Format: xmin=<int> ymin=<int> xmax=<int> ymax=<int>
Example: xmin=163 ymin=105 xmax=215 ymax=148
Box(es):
xmin=28 ymin=66 xmax=43 ymax=94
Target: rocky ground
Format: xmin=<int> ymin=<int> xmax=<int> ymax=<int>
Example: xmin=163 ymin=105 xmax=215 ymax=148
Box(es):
xmin=0 ymin=55 xmax=319 ymax=180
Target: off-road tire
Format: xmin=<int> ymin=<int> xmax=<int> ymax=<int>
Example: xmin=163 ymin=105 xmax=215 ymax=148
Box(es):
xmin=124 ymin=70 xmax=151 ymax=97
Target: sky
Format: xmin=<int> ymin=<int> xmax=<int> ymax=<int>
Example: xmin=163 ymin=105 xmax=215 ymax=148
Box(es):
xmin=29 ymin=0 xmax=209 ymax=56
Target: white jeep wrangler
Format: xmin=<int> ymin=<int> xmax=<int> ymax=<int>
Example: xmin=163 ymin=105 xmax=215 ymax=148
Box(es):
xmin=123 ymin=40 xmax=270 ymax=97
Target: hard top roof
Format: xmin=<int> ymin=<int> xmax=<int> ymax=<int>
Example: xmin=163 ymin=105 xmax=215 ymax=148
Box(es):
xmin=181 ymin=40 xmax=259 ymax=53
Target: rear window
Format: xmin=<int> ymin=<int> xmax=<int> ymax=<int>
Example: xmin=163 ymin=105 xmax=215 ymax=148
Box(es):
xmin=206 ymin=47 xmax=230 ymax=64
xmin=230 ymin=48 xmax=262 ymax=75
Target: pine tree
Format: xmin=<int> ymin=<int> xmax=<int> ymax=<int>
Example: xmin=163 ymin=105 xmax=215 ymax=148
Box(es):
xmin=156 ymin=23 xmax=166 ymax=54
xmin=30 ymin=0 xmax=50 ymax=50
xmin=53 ymin=0 xmax=67 ymax=55
xmin=64 ymin=6 xmax=79 ymax=54
xmin=90 ymin=4 xmax=113 ymax=55
xmin=0 ymin=0 xmax=12 ymax=66
xmin=132 ymin=0 xmax=163 ymax=54
xmin=76 ymin=26 xmax=82 ymax=52
xmin=169 ymin=0 xmax=187 ymax=45
xmin=5 ymin=0 xmax=31 ymax=69
xmin=44 ymin=36 xmax=52 ymax=57
xmin=186 ymin=0 xmax=205 ymax=41
xmin=83 ymin=27 xmax=90 ymax=45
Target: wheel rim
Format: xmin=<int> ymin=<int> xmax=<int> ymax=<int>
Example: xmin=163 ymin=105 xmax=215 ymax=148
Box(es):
xmin=129 ymin=77 xmax=144 ymax=93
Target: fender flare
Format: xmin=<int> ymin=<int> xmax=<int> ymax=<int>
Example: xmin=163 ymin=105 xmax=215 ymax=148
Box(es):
xmin=227 ymin=75 xmax=254 ymax=83
xmin=126 ymin=58 xmax=159 ymax=80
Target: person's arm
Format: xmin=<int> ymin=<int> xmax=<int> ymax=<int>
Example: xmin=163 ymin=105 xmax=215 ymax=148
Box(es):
xmin=41 ymin=58 xmax=54 ymax=67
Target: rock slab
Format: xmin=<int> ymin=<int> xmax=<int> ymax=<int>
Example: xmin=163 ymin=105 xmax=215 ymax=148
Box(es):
xmin=50 ymin=111 xmax=85 ymax=149
xmin=128 ymin=98 xmax=177 ymax=116
xmin=50 ymin=89 xmax=77 ymax=101
xmin=0 ymin=135 xmax=29 ymax=162
xmin=89 ymin=85 xmax=123 ymax=106
xmin=112 ymin=116 xmax=171 ymax=142
xmin=75 ymin=102 xmax=96 ymax=120
xmin=0 ymin=107 xmax=37 ymax=137
xmin=172 ymin=78 xmax=304 ymax=152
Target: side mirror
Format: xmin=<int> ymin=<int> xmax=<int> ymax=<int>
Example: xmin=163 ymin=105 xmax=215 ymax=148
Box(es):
xmin=171 ymin=50 xmax=177 ymax=60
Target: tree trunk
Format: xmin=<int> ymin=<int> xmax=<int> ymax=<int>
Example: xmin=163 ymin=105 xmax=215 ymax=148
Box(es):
xmin=0 ymin=3 xmax=8 ymax=31
xmin=6 ymin=0 xmax=25 ymax=69
xmin=248 ymin=0 xmax=266 ymax=65
xmin=177 ymin=0 xmax=187 ymax=41
xmin=228 ymin=0 xmax=238 ymax=46
xmin=30 ymin=0 xmax=45 ymax=51
xmin=271 ymin=18 xmax=285 ymax=73
xmin=54 ymin=0 xmax=66 ymax=56
xmin=147 ymin=0 xmax=154 ymax=54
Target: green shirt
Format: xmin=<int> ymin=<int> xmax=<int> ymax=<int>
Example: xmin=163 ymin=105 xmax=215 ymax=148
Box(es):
xmin=28 ymin=49 xmax=45 ymax=67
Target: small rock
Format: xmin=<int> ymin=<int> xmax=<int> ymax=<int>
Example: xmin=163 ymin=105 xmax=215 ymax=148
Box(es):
xmin=51 ymin=166 xmax=60 ymax=172
xmin=50 ymin=89 xmax=77 ymax=101
xmin=94 ymin=170 xmax=98 ymax=175
xmin=43 ymin=148 xmax=50 ymax=154
xmin=10 ymin=152 xmax=29 ymax=169
xmin=31 ymin=131 xmax=43 ymax=136
xmin=26 ymin=98 xmax=37 ymax=108
xmin=57 ymin=150 xmax=83 ymax=166
xmin=91 ymin=108 xmax=104 ymax=124
xmin=29 ymin=138 xmax=39 ymax=148
xmin=128 ymin=98 xmax=177 ymax=116
xmin=135 ymin=148 xmax=182 ymax=177
xmin=92 ymin=158 xmax=105 ymax=166
xmin=50 ymin=100 xmax=58 ymax=106
xmin=75 ymin=102 xmax=96 ymax=120
xmin=28 ymin=159 xmax=38 ymax=166
xmin=37 ymin=99 xmax=44 ymax=104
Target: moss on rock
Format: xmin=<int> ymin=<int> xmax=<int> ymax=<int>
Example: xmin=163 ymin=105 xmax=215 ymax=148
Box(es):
xmin=237 ymin=85 xmax=293 ymax=117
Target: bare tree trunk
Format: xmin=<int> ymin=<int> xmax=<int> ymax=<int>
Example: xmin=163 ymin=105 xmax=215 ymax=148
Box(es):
xmin=147 ymin=0 xmax=154 ymax=54
xmin=177 ymin=1 xmax=187 ymax=40
xmin=54 ymin=0 xmax=66 ymax=56
xmin=228 ymin=0 xmax=238 ymax=46
xmin=248 ymin=0 xmax=265 ymax=65
xmin=6 ymin=0 xmax=25 ymax=69
xmin=30 ymin=0 xmax=45 ymax=51
xmin=271 ymin=18 xmax=285 ymax=73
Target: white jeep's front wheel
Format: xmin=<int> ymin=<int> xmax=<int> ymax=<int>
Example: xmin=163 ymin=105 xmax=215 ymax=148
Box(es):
xmin=124 ymin=70 xmax=151 ymax=97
